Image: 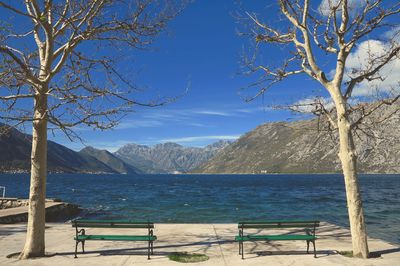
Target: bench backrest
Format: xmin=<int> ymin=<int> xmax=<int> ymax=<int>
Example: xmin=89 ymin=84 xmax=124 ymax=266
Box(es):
xmin=238 ymin=220 xmax=320 ymax=229
xmin=72 ymin=219 xmax=154 ymax=229
xmin=238 ymin=220 xmax=320 ymax=238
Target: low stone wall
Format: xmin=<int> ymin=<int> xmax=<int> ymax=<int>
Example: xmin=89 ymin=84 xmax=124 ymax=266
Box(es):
xmin=0 ymin=199 xmax=81 ymax=224
xmin=0 ymin=198 xmax=29 ymax=209
xmin=46 ymin=202 xmax=81 ymax=222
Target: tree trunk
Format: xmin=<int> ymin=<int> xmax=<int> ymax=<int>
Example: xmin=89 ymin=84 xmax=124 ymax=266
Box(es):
xmin=336 ymin=102 xmax=369 ymax=258
xmin=19 ymin=92 xmax=48 ymax=259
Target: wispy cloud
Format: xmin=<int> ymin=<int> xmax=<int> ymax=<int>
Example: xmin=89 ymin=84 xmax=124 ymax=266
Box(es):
xmin=101 ymin=105 xmax=273 ymax=131
xmin=192 ymin=110 xmax=232 ymax=116
xmin=187 ymin=122 xmax=207 ymax=127
xmin=142 ymin=113 xmax=178 ymax=120
xmin=236 ymin=106 xmax=273 ymax=113
xmin=116 ymin=119 xmax=164 ymax=129
xmin=71 ymin=118 xmax=165 ymax=131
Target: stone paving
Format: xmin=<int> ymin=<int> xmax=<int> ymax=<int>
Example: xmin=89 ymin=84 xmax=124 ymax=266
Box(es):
xmin=0 ymin=222 xmax=399 ymax=265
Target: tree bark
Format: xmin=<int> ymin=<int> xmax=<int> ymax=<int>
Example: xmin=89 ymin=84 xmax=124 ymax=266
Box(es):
xmin=19 ymin=91 xmax=48 ymax=259
xmin=335 ymin=100 xmax=369 ymax=258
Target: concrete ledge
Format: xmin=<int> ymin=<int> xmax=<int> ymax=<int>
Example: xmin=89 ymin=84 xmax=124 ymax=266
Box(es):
xmin=0 ymin=200 xmax=80 ymax=224
xmin=0 ymin=198 xmax=28 ymax=210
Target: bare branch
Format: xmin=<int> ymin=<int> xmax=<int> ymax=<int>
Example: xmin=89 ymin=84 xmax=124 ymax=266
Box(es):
xmin=0 ymin=0 xmax=185 ymax=137
xmin=0 ymin=1 xmax=34 ymax=18
xmin=344 ymin=45 xmax=400 ymax=99
xmin=0 ymin=45 xmax=40 ymax=85
xmin=0 ymin=94 xmax=35 ymax=100
xmin=351 ymin=96 xmax=400 ymax=128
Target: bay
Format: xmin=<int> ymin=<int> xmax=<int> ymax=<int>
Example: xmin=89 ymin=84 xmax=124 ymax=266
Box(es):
xmin=1 ymin=173 xmax=399 ymax=244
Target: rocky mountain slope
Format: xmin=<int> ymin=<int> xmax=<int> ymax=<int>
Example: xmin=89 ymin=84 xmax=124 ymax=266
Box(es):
xmin=79 ymin=146 xmax=139 ymax=174
xmin=195 ymin=103 xmax=400 ymax=174
xmin=114 ymin=140 xmax=231 ymax=173
xmin=0 ymin=124 xmax=131 ymax=174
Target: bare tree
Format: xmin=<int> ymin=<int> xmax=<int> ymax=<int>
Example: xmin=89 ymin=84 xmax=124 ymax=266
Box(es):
xmin=0 ymin=0 xmax=183 ymax=259
xmin=243 ymin=0 xmax=400 ymax=258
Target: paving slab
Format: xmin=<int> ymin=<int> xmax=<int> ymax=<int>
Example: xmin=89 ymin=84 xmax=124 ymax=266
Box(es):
xmin=0 ymin=222 xmax=399 ymax=265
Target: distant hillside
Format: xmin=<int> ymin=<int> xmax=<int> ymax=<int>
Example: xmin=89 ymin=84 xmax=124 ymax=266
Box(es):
xmin=114 ymin=140 xmax=231 ymax=173
xmin=79 ymin=146 xmax=140 ymax=174
xmin=0 ymin=124 xmax=130 ymax=174
xmin=195 ymin=103 xmax=400 ymax=174
xmin=0 ymin=124 xmax=231 ymax=174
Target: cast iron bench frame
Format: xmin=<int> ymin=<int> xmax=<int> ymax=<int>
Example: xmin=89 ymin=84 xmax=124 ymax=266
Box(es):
xmin=72 ymin=219 xmax=156 ymax=259
xmin=235 ymin=220 xmax=320 ymax=259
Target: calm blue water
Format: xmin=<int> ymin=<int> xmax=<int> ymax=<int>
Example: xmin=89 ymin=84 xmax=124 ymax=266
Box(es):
xmin=1 ymin=174 xmax=399 ymax=244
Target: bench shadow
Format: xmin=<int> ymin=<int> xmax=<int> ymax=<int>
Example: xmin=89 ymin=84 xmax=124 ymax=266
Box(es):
xmin=243 ymin=241 xmax=335 ymax=259
xmin=54 ymin=238 xmax=236 ymax=258
xmin=0 ymin=225 xmax=53 ymax=237
xmin=370 ymin=247 xmax=400 ymax=257
xmin=253 ymin=250 xmax=335 ymax=258
xmin=317 ymin=224 xmax=351 ymax=238
xmin=0 ymin=227 xmax=26 ymax=236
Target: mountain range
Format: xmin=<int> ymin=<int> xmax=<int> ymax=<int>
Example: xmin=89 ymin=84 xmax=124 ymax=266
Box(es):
xmin=1 ymin=101 xmax=399 ymax=174
xmin=195 ymin=102 xmax=400 ymax=174
xmin=114 ymin=140 xmax=231 ymax=173
xmin=0 ymin=124 xmax=230 ymax=174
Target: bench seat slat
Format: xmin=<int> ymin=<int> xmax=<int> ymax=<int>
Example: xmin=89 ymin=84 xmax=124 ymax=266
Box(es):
xmin=75 ymin=235 xmax=157 ymax=241
xmin=239 ymin=224 xmax=317 ymax=229
xmin=73 ymin=224 xmax=154 ymax=229
xmin=235 ymin=234 xmax=316 ymax=241
xmin=74 ymin=219 xmax=153 ymax=224
xmin=239 ymin=220 xmax=319 ymax=224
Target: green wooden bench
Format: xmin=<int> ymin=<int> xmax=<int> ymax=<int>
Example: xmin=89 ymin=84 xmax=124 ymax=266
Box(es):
xmin=72 ymin=219 xmax=156 ymax=259
xmin=235 ymin=220 xmax=320 ymax=259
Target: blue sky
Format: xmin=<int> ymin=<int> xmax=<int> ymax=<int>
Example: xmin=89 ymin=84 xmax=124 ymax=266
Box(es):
xmin=2 ymin=1 xmax=399 ymax=152
xmin=55 ymin=0 xmax=400 ymax=151
xmin=55 ymin=1 xmax=311 ymax=151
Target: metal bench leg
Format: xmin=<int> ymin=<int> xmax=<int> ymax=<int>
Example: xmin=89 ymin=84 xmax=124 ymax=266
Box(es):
xmin=238 ymin=241 xmax=241 ymax=255
xmin=151 ymin=241 xmax=154 ymax=255
xmin=74 ymin=241 xmax=79 ymax=258
xmin=312 ymin=240 xmax=316 ymax=258
xmin=306 ymin=240 xmax=310 ymax=254
xmin=241 ymin=241 xmax=244 ymax=259
xmin=148 ymin=241 xmax=151 ymax=260
xmin=82 ymin=241 xmax=85 ymax=253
